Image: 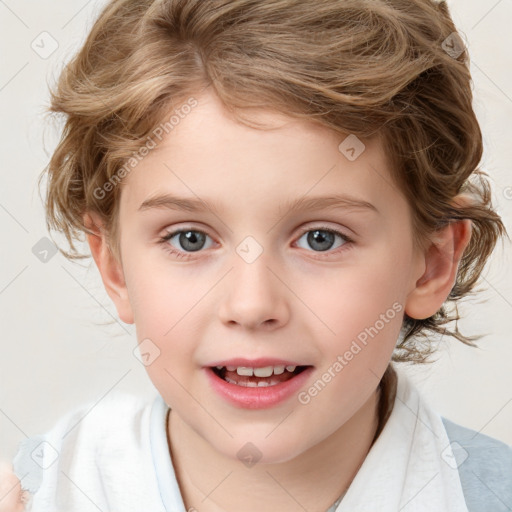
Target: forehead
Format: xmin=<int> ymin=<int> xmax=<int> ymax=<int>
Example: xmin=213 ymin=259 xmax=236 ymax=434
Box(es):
xmin=119 ymin=90 xmax=407 ymax=223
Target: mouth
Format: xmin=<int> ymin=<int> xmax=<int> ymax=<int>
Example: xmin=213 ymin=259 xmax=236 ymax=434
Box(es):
xmin=211 ymin=364 xmax=311 ymax=387
xmin=205 ymin=360 xmax=315 ymax=409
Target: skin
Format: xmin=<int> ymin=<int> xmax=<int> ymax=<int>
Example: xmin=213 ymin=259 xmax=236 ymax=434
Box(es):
xmin=0 ymin=462 xmax=27 ymax=512
xmin=0 ymin=87 xmax=472 ymax=512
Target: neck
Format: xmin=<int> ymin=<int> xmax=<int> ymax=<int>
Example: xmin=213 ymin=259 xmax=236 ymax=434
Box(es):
xmin=168 ymin=385 xmax=385 ymax=512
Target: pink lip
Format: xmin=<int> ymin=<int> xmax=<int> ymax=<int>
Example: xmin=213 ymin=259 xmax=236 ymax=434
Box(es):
xmin=204 ymin=365 xmax=314 ymax=410
xmin=206 ymin=357 xmax=306 ymax=368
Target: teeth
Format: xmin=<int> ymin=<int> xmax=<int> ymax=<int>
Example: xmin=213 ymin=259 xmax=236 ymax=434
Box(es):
xmin=253 ymin=366 xmax=273 ymax=377
xmin=236 ymin=367 xmax=254 ymax=376
xmin=225 ymin=376 xmax=285 ymax=387
xmin=273 ymin=365 xmax=285 ymax=375
xmin=216 ymin=364 xmax=300 ymax=377
xmin=220 ymin=365 xmax=299 ymax=376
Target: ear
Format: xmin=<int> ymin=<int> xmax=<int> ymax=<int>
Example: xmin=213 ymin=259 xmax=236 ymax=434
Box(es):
xmin=405 ymin=203 xmax=473 ymax=320
xmin=83 ymin=211 xmax=134 ymax=325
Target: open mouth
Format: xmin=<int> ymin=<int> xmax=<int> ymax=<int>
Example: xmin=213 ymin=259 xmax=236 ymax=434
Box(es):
xmin=211 ymin=365 xmax=310 ymax=387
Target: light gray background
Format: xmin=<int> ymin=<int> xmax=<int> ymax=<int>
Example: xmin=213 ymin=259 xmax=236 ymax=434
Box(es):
xmin=1 ymin=0 xmax=511 ymax=460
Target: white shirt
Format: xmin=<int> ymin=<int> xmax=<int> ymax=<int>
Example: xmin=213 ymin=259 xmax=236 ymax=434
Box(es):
xmin=13 ymin=366 xmax=470 ymax=512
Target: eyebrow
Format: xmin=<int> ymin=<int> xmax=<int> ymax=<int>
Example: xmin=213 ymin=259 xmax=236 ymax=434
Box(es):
xmin=138 ymin=193 xmax=379 ymax=216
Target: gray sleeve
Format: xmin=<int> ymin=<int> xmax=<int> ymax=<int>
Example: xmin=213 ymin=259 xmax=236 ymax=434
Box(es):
xmin=442 ymin=417 xmax=512 ymax=512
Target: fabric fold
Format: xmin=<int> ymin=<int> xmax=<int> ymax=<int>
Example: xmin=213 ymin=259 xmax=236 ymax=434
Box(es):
xmin=336 ymin=366 xmax=469 ymax=511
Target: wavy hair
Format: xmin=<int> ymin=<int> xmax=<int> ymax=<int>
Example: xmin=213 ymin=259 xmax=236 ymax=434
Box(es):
xmin=39 ymin=0 xmax=509 ymax=363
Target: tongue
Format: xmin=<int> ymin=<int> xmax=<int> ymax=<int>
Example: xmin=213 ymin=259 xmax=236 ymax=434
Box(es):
xmin=224 ymin=369 xmax=296 ymax=385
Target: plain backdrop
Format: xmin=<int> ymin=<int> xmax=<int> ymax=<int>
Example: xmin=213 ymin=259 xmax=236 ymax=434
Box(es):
xmin=1 ymin=0 xmax=511 ymax=460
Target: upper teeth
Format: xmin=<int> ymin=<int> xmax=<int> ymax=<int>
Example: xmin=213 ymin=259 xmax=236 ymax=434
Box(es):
xmin=215 ymin=365 xmax=297 ymax=377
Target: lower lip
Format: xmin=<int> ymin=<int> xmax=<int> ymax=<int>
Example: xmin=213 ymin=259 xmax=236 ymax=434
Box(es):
xmin=204 ymin=366 xmax=314 ymax=409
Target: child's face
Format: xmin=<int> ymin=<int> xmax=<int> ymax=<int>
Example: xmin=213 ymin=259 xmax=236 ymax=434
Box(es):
xmin=105 ymin=89 xmax=428 ymax=462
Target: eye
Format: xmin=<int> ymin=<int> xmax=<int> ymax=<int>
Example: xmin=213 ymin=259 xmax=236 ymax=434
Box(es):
xmin=158 ymin=228 xmax=214 ymax=259
xmin=295 ymin=226 xmax=353 ymax=254
xmin=157 ymin=225 xmax=354 ymax=260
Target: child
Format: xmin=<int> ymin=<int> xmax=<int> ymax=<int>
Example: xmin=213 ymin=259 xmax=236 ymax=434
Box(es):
xmin=3 ymin=0 xmax=512 ymax=510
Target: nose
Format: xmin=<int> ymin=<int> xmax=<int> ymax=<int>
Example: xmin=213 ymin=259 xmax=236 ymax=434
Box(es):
xmin=217 ymin=251 xmax=290 ymax=331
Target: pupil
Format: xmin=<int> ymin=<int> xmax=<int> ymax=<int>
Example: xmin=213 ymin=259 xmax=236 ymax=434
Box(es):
xmin=309 ymin=230 xmax=334 ymax=251
xmin=181 ymin=231 xmax=205 ymax=252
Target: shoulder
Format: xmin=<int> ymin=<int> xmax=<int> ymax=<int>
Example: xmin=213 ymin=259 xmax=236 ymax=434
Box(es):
xmin=12 ymin=392 xmax=162 ymax=508
xmin=442 ymin=417 xmax=512 ymax=512
xmin=15 ymin=391 xmax=156 ymax=457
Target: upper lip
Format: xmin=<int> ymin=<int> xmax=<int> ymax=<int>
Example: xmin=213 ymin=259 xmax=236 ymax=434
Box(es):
xmin=206 ymin=358 xmax=311 ymax=368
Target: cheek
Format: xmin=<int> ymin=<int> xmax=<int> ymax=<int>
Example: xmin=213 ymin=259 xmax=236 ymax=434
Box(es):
xmin=124 ymin=250 xmax=204 ymax=328
xmin=127 ymin=270 xmax=204 ymax=408
xmin=299 ymin=259 xmax=406 ymax=332
xmin=294 ymin=262 xmax=407 ymax=377
xmin=123 ymin=262 xmax=206 ymax=375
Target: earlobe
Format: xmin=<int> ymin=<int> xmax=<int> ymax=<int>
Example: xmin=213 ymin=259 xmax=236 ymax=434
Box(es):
xmin=83 ymin=212 xmax=134 ymax=325
xmin=405 ymin=219 xmax=472 ymax=320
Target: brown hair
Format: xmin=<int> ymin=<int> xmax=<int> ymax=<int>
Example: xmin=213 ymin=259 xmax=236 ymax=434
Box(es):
xmin=39 ymin=0 xmax=509 ymax=363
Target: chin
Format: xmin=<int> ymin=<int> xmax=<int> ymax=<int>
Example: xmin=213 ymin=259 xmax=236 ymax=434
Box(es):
xmin=213 ymin=434 xmax=311 ymax=466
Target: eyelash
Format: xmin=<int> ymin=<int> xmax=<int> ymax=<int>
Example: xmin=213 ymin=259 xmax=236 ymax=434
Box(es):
xmin=157 ymin=225 xmax=355 ymax=261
